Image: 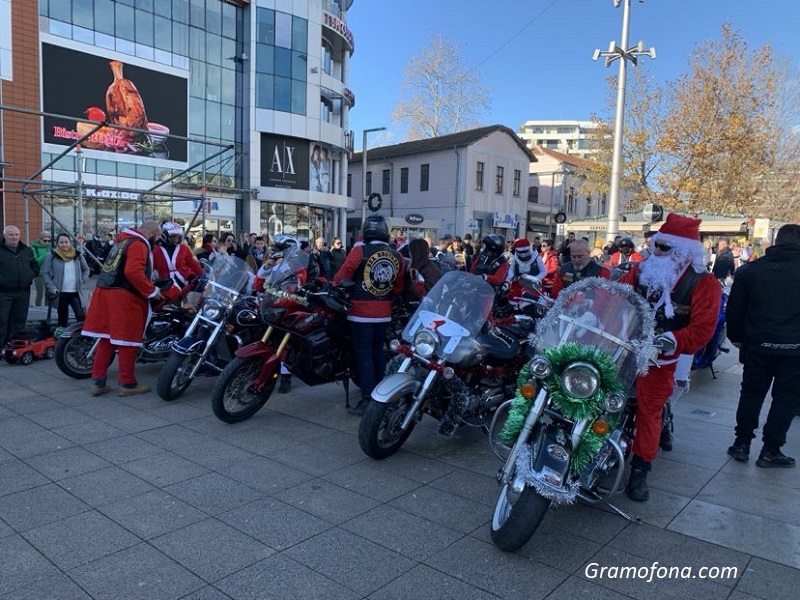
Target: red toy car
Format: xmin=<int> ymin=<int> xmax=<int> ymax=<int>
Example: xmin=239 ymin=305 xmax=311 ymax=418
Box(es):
xmin=3 ymin=337 xmax=57 ymax=365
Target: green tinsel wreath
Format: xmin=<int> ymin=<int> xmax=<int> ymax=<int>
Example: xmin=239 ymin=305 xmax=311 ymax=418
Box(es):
xmin=496 ymin=343 xmax=625 ymax=475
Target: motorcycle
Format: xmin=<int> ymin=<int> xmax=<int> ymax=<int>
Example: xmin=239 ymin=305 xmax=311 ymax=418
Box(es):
xmin=210 ymin=248 xmax=359 ymax=423
xmin=691 ymin=289 xmax=729 ymax=376
xmin=358 ymin=271 xmax=535 ymax=460
xmin=156 ymin=255 xmax=258 ymax=401
xmin=487 ymin=277 xmax=658 ymax=552
xmin=54 ymin=280 xmax=193 ymax=380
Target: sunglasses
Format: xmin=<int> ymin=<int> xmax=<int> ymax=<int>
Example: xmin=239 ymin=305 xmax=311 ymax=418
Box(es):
xmin=42 ymin=238 xmax=51 ymax=242
xmin=654 ymin=242 xmax=673 ymax=252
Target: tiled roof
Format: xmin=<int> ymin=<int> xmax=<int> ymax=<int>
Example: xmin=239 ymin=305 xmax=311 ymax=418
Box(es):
xmin=353 ymin=125 xmax=537 ymax=162
xmin=533 ymin=146 xmax=595 ymax=169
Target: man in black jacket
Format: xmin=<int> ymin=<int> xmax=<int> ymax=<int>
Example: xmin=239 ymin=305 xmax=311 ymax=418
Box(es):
xmin=712 ymin=238 xmax=735 ymax=282
xmin=0 ymin=225 xmax=40 ymax=348
xmin=726 ymin=224 xmax=800 ymax=468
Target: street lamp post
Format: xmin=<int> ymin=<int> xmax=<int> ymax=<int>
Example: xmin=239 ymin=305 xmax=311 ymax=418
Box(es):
xmin=361 ymin=127 xmax=386 ymax=226
xmin=593 ymin=0 xmax=655 ymax=242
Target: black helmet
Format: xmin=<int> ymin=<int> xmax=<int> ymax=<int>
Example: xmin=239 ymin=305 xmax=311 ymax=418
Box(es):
xmin=618 ymin=237 xmax=635 ymax=251
xmin=269 ymin=234 xmax=298 ymax=259
xmin=362 ymin=214 xmax=390 ymax=242
xmin=481 ymin=234 xmax=505 ymax=258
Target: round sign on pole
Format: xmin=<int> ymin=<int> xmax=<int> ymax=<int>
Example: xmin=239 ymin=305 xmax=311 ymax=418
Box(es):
xmin=642 ymin=203 xmax=664 ymax=223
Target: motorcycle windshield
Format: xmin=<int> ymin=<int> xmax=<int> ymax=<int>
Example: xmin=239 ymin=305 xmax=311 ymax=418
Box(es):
xmin=534 ymin=278 xmax=654 ymax=390
xmin=260 ymin=247 xmax=309 ymax=305
xmin=402 ymin=271 xmax=495 ymax=350
xmin=204 ymin=255 xmax=253 ymax=305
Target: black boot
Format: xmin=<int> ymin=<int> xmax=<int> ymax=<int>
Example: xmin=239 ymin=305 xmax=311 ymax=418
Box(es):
xmin=756 ymin=446 xmax=796 ymax=469
xmin=278 ymin=375 xmax=291 ymax=394
xmin=659 ymin=403 xmax=674 ymax=452
xmin=727 ymin=438 xmax=750 ymax=462
xmin=626 ymin=468 xmax=650 ymax=502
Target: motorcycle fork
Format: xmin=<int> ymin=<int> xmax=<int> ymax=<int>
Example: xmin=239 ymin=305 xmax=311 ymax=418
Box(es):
xmin=399 ymin=367 xmax=439 ymax=431
xmin=187 ymin=320 xmax=226 ymax=379
xmin=497 ymin=387 xmax=549 ymax=486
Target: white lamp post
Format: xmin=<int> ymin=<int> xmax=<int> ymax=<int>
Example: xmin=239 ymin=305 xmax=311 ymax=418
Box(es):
xmin=593 ymin=0 xmax=655 ymax=242
xmin=361 ymin=127 xmax=386 ymax=226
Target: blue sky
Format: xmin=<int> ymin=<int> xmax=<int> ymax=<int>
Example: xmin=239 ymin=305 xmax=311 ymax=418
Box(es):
xmin=346 ymin=0 xmax=800 ymax=149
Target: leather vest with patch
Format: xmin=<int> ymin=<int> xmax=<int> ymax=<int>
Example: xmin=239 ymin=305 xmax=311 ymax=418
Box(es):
xmin=350 ymin=243 xmax=401 ymax=302
xmin=96 ymin=238 xmax=152 ymax=292
xmin=560 ymin=260 xmax=604 ymax=288
xmin=638 ymin=269 xmax=703 ymax=333
xmin=472 ymin=254 xmax=507 ymax=277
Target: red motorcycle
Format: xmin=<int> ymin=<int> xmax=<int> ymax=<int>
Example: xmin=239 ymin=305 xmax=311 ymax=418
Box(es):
xmin=210 ymin=251 xmax=357 ymax=423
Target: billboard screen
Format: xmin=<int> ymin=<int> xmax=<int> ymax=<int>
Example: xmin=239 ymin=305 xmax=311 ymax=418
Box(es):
xmin=260 ymin=133 xmax=310 ymax=190
xmin=41 ymin=43 xmax=188 ymax=162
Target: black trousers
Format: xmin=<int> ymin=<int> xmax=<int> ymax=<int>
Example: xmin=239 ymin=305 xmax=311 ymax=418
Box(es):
xmin=735 ymin=348 xmax=800 ymax=450
xmin=0 ymin=289 xmax=31 ymax=346
xmin=56 ymin=291 xmax=85 ymax=327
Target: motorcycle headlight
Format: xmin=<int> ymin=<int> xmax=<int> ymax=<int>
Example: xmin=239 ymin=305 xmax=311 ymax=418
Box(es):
xmin=413 ymin=330 xmax=438 ymax=358
xmin=560 ymin=362 xmax=600 ymax=399
xmin=604 ymin=392 xmax=627 ymax=413
xmin=202 ymin=299 xmax=223 ymax=321
xmin=529 ymin=356 xmax=552 ymax=379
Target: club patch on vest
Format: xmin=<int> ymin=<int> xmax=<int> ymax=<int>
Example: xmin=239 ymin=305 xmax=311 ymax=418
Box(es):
xmin=362 ymin=251 xmax=400 ymax=296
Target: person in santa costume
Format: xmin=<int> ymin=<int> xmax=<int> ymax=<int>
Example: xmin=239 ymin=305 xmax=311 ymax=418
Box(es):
xmin=618 ymin=213 xmax=722 ymax=501
xmin=82 ymin=221 xmax=165 ymax=397
xmin=153 ymin=221 xmax=203 ymax=288
xmin=504 ymin=238 xmax=546 ymax=303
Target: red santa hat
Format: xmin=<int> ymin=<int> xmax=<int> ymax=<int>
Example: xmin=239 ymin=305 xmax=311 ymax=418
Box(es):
xmin=651 ymin=213 xmax=707 ymax=274
xmin=513 ymin=239 xmax=531 ymax=251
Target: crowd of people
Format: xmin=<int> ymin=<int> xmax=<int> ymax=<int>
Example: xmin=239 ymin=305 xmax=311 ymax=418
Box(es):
xmin=2 ymin=215 xmax=797 ymax=498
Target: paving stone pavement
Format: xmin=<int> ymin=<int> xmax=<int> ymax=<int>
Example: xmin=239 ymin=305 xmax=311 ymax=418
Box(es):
xmin=1 ymin=331 xmax=799 ymax=599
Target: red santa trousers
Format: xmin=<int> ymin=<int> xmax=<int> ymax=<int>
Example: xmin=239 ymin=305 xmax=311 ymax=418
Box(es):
xmin=632 ymin=361 xmax=677 ymax=462
xmin=91 ymin=339 xmax=139 ymax=386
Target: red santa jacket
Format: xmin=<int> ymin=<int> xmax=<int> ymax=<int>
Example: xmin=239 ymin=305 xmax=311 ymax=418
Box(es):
xmin=82 ymin=229 xmax=159 ymax=346
xmin=153 ymin=242 xmax=203 ymax=285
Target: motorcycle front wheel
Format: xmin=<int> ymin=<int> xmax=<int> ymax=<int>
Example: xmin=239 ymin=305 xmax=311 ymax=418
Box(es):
xmin=211 ymin=356 xmax=276 ymax=423
xmin=358 ymin=393 xmax=417 ymax=459
xmin=490 ymin=482 xmax=551 ymax=552
xmin=55 ymin=334 xmax=108 ymax=379
xmin=156 ymin=352 xmax=197 ymax=401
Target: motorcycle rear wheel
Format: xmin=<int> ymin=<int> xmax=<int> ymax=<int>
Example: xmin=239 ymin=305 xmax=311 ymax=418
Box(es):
xmin=490 ymin=483 xmax=551 ymax=552
xmin=211 ymin=356 xmax=276 ymax=423
xmin=156 ymin=352 xmax=197 ymax=401
xmin=55 ymin=334 xmax=109 ymax=379
xmin=358 ymin=393 xmax=417 ymax=459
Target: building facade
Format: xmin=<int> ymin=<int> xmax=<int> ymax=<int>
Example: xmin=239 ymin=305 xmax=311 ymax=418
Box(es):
xmin=348 ymin=125 xmax=536 ymax=244
xmin=517 ymin=119 xmax=598 ymax=160
xmin=0 ymin=0 xmax=355 ymax=248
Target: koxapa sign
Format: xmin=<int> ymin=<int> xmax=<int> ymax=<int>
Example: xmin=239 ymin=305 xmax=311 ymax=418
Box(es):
xmin=42 ymin=44 xmax=188 ymax=162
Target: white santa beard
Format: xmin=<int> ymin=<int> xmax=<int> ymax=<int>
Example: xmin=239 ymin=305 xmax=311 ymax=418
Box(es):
xmin=639 ymin=254 xmax=688 ymax=305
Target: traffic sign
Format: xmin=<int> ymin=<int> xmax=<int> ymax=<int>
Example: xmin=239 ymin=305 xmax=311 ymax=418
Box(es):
xmin=556 ymin=223 xmax=567 ymax=236
xmin=642 ymin=203 xmax=664 ymax=223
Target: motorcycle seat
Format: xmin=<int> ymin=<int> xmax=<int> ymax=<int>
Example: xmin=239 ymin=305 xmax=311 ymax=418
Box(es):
xmin=477 ymin=329 xmax=519 ymax=361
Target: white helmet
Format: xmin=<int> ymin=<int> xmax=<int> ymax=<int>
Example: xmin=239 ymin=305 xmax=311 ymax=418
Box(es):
xmin=162 ymin=221 xmax=184 ymax=237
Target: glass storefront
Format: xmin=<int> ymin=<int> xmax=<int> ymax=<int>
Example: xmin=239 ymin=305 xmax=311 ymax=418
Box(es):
xmin=260 ymin=201 xmax=334 ymax=243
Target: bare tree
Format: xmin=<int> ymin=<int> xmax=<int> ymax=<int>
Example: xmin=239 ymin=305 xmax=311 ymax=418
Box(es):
xmin=391 ymin=33 xmax=491 ymax=140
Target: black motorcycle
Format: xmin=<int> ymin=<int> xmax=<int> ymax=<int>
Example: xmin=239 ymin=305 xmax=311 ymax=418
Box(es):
xmin=156 ymin=256 xmax=260 ymax=401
